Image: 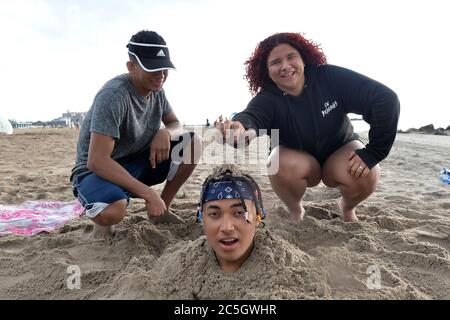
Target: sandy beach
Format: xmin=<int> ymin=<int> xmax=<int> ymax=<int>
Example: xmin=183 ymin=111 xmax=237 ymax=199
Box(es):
xmin=0 ymin=127 xmax=449 ymax=299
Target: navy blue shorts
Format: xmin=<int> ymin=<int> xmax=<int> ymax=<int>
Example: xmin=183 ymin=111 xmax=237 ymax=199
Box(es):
xmin=73 ymin=132 xmax=194 ymax=218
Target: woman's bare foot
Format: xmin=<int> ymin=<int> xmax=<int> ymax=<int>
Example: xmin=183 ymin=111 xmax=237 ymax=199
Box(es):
xmin=288 ymin=204 xmax=306 ymax=221
xmin=338 ymin=198 xmax=359 ymax=222
xmin=93 ymin=224 xmax=116 ymax=239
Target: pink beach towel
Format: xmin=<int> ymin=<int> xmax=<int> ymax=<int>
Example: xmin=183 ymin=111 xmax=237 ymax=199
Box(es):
xmin=0 ymin=199 xmax=84 ymax=236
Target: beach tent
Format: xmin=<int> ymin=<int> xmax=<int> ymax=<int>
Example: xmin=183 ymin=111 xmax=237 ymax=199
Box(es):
xmin=0 ymin=116 xmax=13 ymax=134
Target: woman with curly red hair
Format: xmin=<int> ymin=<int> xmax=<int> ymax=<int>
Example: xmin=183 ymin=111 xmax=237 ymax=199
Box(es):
xmin=215 ymin=32 xmax=400 ymax=222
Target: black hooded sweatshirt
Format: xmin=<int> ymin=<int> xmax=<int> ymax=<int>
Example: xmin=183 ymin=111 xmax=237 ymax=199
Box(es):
xmin=233 ymin=64 xmax=400 ymax=168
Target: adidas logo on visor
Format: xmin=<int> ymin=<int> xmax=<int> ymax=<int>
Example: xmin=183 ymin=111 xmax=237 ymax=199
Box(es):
xmin=127 ymin=41 xmax=175 ymax=72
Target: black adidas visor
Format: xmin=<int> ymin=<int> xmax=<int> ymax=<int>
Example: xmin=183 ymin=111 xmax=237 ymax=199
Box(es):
xmin=127 ymin=41 xmax=176 ymax=72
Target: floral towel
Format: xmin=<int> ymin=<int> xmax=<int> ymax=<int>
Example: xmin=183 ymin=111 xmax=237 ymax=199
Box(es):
xmin=0 ymin=200 xmax=84 ymax=236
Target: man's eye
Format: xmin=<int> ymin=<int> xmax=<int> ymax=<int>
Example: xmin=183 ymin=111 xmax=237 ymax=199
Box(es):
xmin=207 ymin=212 xmax=218 ymax=217
xmin=234 ymin=211 xmax=245 ymax=217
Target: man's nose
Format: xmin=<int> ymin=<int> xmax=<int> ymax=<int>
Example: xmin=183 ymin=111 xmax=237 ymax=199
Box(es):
xmin=219 ymin=215 xmax=235 ymax=232
xmin=154 ymin=70 xmax=164 ymax=78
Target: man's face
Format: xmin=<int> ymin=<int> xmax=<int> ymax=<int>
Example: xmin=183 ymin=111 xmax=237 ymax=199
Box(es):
xmin=128 ymin=60 xmax=168 ymax=96
xmin=202 ymin=198 xmax=258 ymax=272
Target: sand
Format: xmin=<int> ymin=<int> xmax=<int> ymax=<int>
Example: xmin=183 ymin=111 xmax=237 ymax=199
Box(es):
xmin=0 ymin=127 xmax=449 ymax=299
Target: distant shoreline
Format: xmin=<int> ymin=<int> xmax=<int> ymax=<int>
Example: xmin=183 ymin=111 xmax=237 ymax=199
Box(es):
xmin=5 ymin=122 xmax=450 ymax=137
xmin=397 ymin=124 xmax=450 ymax=136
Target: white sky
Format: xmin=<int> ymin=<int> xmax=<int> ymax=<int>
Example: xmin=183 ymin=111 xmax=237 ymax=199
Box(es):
xmin=0 ymin=0 xmax=449 ymax=130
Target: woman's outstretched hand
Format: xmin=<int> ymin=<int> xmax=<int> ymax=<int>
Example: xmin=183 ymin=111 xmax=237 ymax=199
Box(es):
xmin=214 ymin=116 xmax=255 ymax=147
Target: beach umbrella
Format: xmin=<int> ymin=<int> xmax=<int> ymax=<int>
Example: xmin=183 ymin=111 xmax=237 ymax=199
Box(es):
xmin=0 ymin=116 xmax=13 ymax=135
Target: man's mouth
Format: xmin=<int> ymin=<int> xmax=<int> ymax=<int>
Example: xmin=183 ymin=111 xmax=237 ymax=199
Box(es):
xmin=219 ymin=238 xmax=239 ymax=249
xmin=152 ymin=76 xmax=164 ymax=85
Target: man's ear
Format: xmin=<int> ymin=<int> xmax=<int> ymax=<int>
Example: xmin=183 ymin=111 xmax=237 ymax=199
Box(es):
xmin=126 ymin=61 xmax=135 ymax=74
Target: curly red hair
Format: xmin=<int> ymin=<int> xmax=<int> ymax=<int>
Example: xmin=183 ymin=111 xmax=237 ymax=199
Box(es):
xmin=245 ymin=32 xmax=327 ymax=95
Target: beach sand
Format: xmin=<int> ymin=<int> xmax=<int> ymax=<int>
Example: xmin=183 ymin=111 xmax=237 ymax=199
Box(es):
xmin=0 ymin=127 xmax=449 ymax=299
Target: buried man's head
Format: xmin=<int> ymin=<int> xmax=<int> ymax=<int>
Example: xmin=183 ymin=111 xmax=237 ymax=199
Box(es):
xmin=197 ymin=165 xmax=266 ymax=272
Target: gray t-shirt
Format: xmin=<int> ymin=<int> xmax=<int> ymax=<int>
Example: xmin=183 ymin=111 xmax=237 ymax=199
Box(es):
xmin=70 ymin=74 xmax=173 ymax=184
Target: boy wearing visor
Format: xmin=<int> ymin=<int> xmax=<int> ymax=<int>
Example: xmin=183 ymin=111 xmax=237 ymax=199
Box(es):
xmin=71 ymin=30 xmax=201 ymax=237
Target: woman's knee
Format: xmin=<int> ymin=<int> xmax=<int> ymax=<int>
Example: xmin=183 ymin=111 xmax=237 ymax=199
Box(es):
xmin=322 ymin=140 xmax=370 ymax=187
xmin=92 ymin=199 xmax=127 ymax=226
xmin=347 ymin=165 xmax=380 ymax=196
xmin=362 ymin=165 xmax=381 ymax=193
xmin=267 ymin=146 xmax=321 ymax=185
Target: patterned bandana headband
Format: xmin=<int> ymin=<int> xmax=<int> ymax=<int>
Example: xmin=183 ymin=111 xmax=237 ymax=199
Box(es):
xmin=197 ymin=170 xmax=267 ymax=227
xmin=203 ymin=180 xmax=254 ymax=203
xmin=198 ymin=180 xmax=255 ymax=224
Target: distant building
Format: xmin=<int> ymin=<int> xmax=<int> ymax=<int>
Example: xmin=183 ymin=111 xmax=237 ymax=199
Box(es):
xmin=50 ymin=117 xmax=71 ymax=127
xmin=62 ymin=111 xmax=85 ymax=125
xmin=9 ymin=120 xmax=33 ymax=129
xmin=9 ymin=111 xmax=87 ymax=129
xmin=50 ymin=111 xmax=86 ymax=128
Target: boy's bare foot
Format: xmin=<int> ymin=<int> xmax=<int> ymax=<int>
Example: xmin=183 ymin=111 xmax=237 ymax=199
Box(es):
xmin=93 ymin=224 xmax=116 ymax=239
xmin=338 ymin=198 xmax=359 ymax=222
xmin=150 ymin=210 xmax=186 ymax=224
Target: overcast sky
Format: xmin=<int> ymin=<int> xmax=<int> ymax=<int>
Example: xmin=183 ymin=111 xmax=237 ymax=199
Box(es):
xmin=1 ymin=0 xmax=449 ymax=130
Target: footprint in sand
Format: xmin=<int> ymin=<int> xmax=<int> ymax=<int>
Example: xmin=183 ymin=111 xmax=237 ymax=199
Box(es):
xmin=440 ymin=202 xmax=450 ymax=210
xmin=423 ymin=191 xmax=450 ymax=199
xmin=126 ymin=214 xmax=147 ymax=225
xmin=384 ymin=195 xmax=413 ymax=202
xmin=306 ymin=206 xmax=339 ymax=220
